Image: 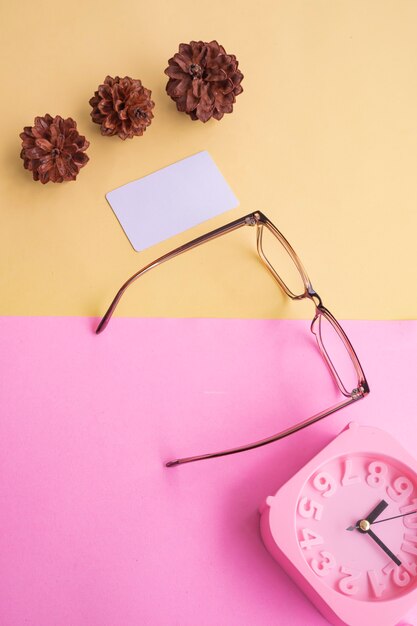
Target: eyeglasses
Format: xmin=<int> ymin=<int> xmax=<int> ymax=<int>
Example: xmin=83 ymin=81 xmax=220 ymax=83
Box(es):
xmin=96 ymin=211 xmax=369 ymax=466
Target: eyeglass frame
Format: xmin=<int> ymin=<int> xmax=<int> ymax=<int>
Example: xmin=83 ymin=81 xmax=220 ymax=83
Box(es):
xmin=96 ymin=210 xmax=370 ymax=466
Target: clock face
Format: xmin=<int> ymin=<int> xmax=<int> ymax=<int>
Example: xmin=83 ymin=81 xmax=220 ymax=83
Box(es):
xmin=296 ymin=453 xmax=417 ymax=601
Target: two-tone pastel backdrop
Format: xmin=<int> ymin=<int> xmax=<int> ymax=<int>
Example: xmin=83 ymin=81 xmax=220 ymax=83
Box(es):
xmin=1 ymin=2 xmax=417 ymax=625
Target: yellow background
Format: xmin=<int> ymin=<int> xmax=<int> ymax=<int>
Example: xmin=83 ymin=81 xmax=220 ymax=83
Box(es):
xmin=2 ymin=1 xmax=416 ymax=320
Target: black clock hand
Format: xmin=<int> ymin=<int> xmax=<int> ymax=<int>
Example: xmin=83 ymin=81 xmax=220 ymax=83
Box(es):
xmin=373 ymin=509 xmax=417 ymax=525
xmin=367 ymin=499 xmax=389 ymax=523
xmin=346 ymin=499 xmax=389 ymax=531
xmin=346 ymin=499 xmax=401 ymax=565
xmin=366 ymin=528 xmax=401 ymax=566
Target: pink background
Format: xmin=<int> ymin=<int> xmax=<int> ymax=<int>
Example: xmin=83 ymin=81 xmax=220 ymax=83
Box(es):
xmin=1 ymin=317 xmax=416 ymax=626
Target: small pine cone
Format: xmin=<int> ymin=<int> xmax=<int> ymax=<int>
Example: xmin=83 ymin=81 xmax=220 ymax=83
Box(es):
xmin=165 ymin=40 xmax=244 ymax=122
xmin=19 ymin=114 xmax=89 ymax=184
xmin=89 ymin=76 xmax=155 ymax=140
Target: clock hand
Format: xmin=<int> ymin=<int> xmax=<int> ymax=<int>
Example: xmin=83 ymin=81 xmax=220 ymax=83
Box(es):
xmin=366 ymin=528 xmax=401 ymax=566
xmin=346 ymin=503 xmax=417 ymax=531
xmin=346 ymin=499 xmax=389 ymax=531
xmin=373 ymin=509 xmax=417 ymax=525
xmin=345 ymin=498 xmax=401 ymax=565
xmin=367 ymin=499 xmax=389 ymax=523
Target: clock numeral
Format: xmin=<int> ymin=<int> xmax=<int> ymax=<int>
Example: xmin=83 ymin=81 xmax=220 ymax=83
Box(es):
xmin=313 ymin=471 xmax=337 ymax=498
xmin=400 ymin=498 xmax=417 ymax=528
xmin=401 ymin=532 xmax=417 ymax=556
xmin=387 ymin=476 xmax=414 ymax=502
xmin=338 ymin=566 xmax=361 ymax=596
xmin=400 ymin=498 xmax=417 ymax=514
xmin=341 ymin=458 xmax=361 ymax=486
xmin=368 ymin=569 xmax=387 ymax=598
xmin=299 ymin=528 xmax=324 ymax=550
xmin=297 ymin=496 xmax=323 ymax=520
xmin=404 ymin=514 xmax=417 ymax=529
xmin=402 ymin=561 xmax=417 ymax=577
xmin=383 ymin=562 xmax=411 ymax=587
xmin=366 ymin=461 xmax=388 ymax=488
xmin=310 ymin=551 xmax=336 ymax=577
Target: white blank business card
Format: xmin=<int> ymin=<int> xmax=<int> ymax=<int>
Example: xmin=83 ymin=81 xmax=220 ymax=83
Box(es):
xmin=106 ymin=151 xmax=239 ymax=252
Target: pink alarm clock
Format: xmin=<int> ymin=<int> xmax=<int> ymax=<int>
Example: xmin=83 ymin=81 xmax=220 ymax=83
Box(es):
xmin=260 ymin=423 xmax=417 ymax=626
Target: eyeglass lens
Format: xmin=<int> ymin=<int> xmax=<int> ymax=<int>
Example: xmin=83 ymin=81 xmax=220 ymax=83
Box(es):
xmin=259 ymin=224 xmax=359 ymax=395
xmin=258 ymin=225 xmax=305 ymax=296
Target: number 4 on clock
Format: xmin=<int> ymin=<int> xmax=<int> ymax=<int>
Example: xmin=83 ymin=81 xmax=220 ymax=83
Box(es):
xmin=299 ymin=528 xmax=324 ymax=550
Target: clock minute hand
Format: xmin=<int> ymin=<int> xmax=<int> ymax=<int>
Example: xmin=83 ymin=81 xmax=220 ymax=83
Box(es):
xmin=346 ymin=498 xmax=401 ymax=565
xmin=366 ymin=528 xmax=402 ymax=566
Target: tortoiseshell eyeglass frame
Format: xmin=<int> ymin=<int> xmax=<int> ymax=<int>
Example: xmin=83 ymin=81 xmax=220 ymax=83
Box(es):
xmin=96 ymin=211 xmax=369 ymax=466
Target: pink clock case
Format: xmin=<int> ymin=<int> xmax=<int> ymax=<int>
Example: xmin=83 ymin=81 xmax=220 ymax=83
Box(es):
xmin=259 ymin=423 xmax=417 ymax=626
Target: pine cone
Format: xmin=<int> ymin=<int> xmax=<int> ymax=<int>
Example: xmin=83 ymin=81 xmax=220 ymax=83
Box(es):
xmin=165 ymin=40 xmax=244 ymax=122
xmin=89 ymin=76 xmax=155 ymax=139
xmin=20 ymin=114 xmax=89 ymax=184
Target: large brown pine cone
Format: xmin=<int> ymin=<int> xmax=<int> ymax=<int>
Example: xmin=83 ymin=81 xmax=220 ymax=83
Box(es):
xmin=89 ymin=76 xmax=155 ymax=140
xmin=165 ymin=40 xmax=244 ymax=122
xmin=20 ymin=114 xmax=89 ymax=184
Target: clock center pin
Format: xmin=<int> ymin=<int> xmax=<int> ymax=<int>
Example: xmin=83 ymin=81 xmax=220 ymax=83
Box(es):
xmin=359 ymin=519 xmax=370 ymax=532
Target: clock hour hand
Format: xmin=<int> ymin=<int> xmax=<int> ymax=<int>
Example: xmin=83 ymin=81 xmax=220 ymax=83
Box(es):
xmin=366 ymin=528 xmax=401 ymax=566
xmin=346 ymin=498 xmax=401 ymax=565
xmin=346 ymin=499 xmax=389 ymax=531
xmin=347 ymin=507 xmax=417 ymax=530
xmin=367 ymin=499 xmax=389 ymax=523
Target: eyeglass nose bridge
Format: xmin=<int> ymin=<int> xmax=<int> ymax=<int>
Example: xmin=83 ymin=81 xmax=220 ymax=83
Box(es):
xmin=307 ymin=288 xmax=323 ymax=308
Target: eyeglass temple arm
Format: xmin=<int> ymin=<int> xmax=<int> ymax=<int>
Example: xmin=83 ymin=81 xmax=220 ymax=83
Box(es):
xmin=96 ymin=212 xmax=264 ymax=334
xmin=166 ymin=395 xmax=362 ymax=467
